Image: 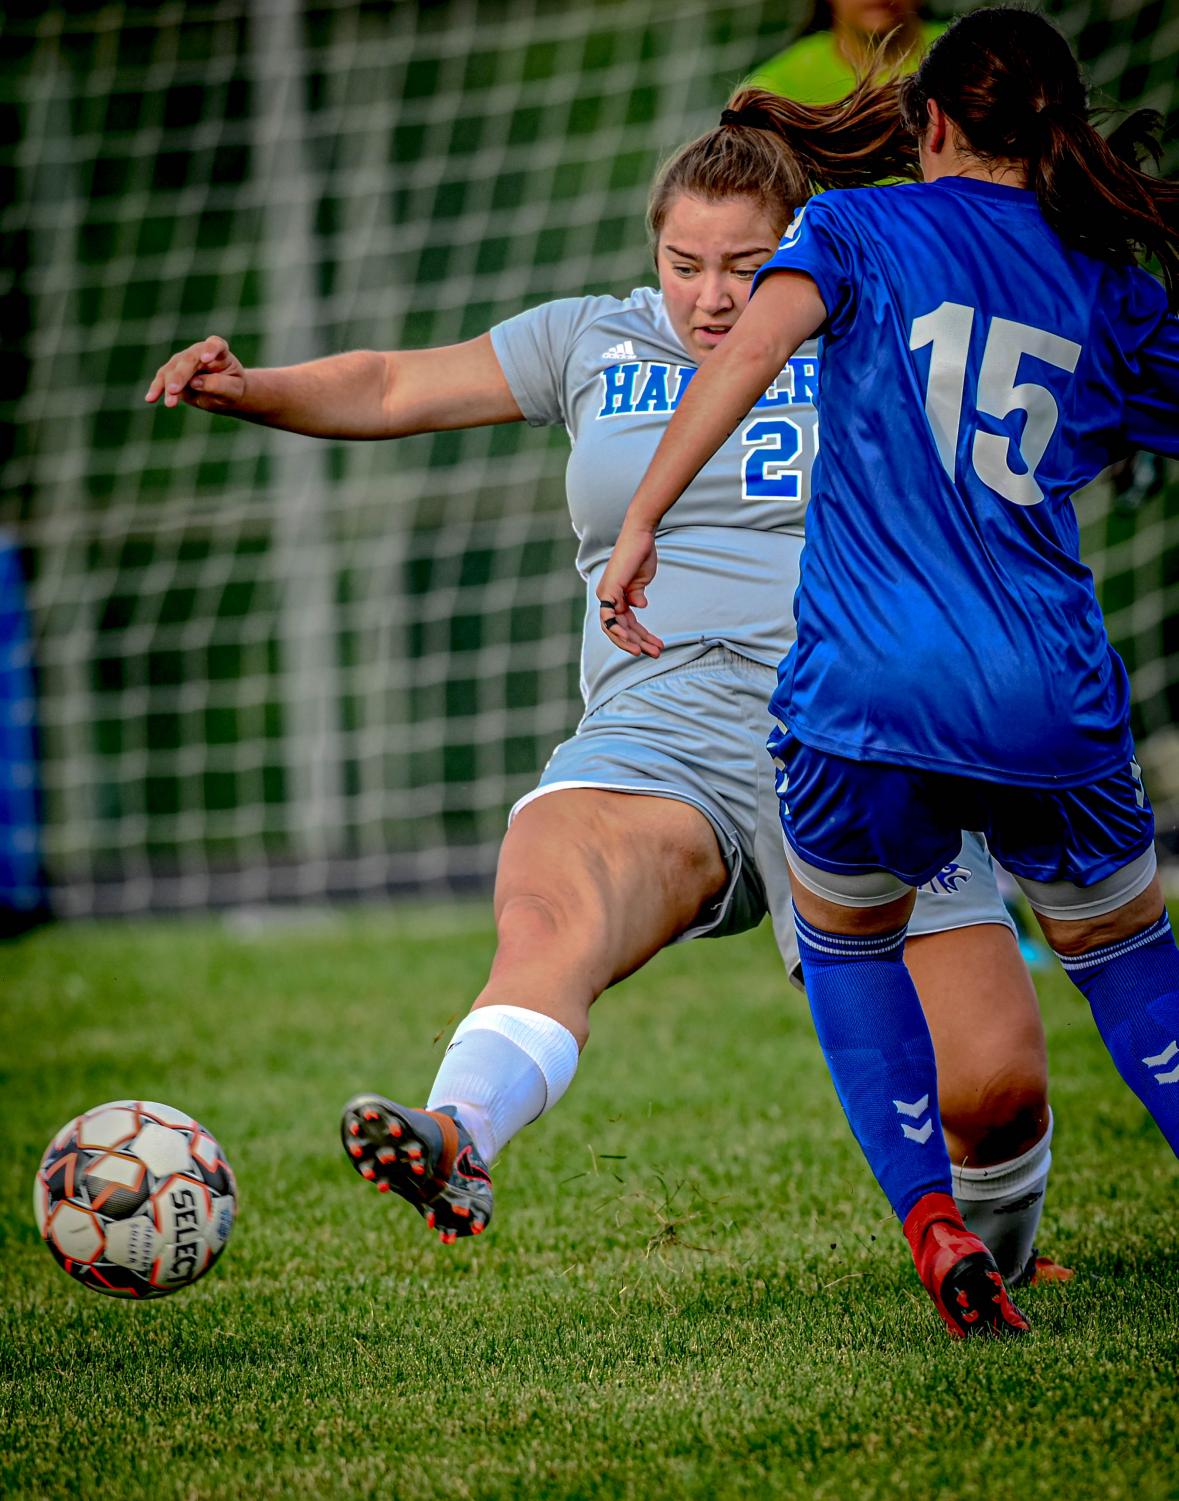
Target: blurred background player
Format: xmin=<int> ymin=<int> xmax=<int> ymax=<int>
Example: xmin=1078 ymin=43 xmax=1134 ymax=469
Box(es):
xmin=750 ymin=0 xmax=943 ymax=104
xmin=597 ymin=11 xmax=1179 ymax=1337
xmin=0 ymin=537 xmax=46 ymax=937
xmin=149 ymin=100 xmax=1063 ymax=1285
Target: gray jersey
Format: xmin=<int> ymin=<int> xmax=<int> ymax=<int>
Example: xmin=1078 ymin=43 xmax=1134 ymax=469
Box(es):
xmin=490 ymin=286 xmax=819 ymax=711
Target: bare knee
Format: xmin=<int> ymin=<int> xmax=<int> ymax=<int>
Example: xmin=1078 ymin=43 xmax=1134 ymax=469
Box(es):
xmin=494 ymin=888 xmax=602 ymax=958
xmin=905 ymin=925 xmax=1049 ymax=1165
xmin=477 ymin=887 xmax=609 ymax=1048
xmin=480 ymin=790 xmax=726 ymax=1046
xmin=941 ymin=1068 xmax=1048 ymax=1168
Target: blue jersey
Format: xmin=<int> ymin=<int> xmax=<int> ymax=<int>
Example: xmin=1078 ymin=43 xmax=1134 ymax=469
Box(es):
xmin=753 ymin=178 xmax=1179 ymax=787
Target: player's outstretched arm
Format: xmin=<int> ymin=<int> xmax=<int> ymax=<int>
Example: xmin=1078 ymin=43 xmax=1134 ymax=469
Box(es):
xmin=144 ymin=332 xmax=524 ymax=440
xmin=597 ymin=271 xmax=826 ymax=657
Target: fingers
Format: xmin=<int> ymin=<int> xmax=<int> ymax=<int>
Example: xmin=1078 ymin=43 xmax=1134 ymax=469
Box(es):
xmin=598 ymin=600 xmax=641 ymax=656
xmin=145 ymin=335 xmax=234 ymax=408
xmin=197 ymin=335 xmax=232 ymax=370
xmin=597 ymin=595 xmax=664 ymax=658
xmin=629 ymin=620 xmax=665 ymax=658
xmin=184 ymin=372 xmax=233 ymax=399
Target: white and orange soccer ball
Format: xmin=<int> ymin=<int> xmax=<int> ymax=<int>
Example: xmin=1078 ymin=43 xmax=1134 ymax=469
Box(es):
xmin=34 ymin=1100 xmax=237 ymax=1299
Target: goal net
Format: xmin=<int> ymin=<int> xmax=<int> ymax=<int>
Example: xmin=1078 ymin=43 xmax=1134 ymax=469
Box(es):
xmin=2 ymin=0 xmax=1177 ymax=918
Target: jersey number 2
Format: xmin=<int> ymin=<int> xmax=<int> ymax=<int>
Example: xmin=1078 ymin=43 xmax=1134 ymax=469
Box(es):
xmin=909 ymin=302 xmax=1081 ymax=506
xmin=741 ymin=417 xmax=803 ymax=502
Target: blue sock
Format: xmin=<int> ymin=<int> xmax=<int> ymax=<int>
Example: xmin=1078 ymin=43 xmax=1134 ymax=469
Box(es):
xmin=1054 ymin=911 xmax=1179 ymax=1155
xmin=794 ymin=906 xmax=953 ymax=1221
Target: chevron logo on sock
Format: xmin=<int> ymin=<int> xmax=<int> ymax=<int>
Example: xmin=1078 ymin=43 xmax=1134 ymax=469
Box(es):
xmin=893 ymin=1093 xmax=933 ymax=1143
xmin=1143 ymin=1039 xmax=1179 ymax=1084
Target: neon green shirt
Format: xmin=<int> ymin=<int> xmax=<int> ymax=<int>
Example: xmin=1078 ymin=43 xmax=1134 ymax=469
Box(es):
xmin=750 ymin=20 xmax=945 ymax=104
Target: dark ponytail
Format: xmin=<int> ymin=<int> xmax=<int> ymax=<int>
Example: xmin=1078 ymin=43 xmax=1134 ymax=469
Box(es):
xmin=899 ymin=7 xmax=1179 ymax=302
xmin=648 ymin=75 xmax=919 ymax=250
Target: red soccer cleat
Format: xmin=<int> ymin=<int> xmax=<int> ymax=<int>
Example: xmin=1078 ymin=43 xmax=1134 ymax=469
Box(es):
xmin=904 ymin=1192 xmax=1031 ymax=1339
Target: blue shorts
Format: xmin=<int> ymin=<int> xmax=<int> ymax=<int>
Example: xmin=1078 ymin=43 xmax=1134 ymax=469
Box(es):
xmin=771 ymin=725 xmax=1157 ymax=917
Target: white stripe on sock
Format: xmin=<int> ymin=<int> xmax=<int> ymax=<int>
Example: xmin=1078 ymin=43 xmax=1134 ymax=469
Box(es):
xmin=951 ymin=1110 xmax=1053 ymax=1200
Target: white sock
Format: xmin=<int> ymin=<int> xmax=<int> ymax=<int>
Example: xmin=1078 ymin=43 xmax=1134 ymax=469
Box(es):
xmin=425 ymin=1004 xmax=580 ymax=1166
xmin=952 ymin=1109 xmax=1054 ymax=1283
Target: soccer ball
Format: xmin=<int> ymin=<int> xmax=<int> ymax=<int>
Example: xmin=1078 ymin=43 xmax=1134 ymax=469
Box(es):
xmin=34 ymin=1099 xmax=237 ymax=1299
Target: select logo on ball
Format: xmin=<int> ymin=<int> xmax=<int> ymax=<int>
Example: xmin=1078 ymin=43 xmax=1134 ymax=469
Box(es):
xmin=151 ymin=1177 xmax=214 ymax=1288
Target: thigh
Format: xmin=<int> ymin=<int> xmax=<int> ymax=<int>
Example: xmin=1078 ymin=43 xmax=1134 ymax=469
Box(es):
xmin=1035 ymin=872 xmax=1166 ymax=955
xmin=521 ymin=656 xmax=776 ymax=942
xmin=495 ymin=787 xmax=728 ymax=990
xmin=771 ymin=831 xmax=1021 ymax=985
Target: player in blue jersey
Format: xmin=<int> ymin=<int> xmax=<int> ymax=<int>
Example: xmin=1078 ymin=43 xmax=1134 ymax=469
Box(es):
xmin=599 ymin=9 xmax=1179 ymax=1338
xmin=149 ymin=92 xmax=1070 ymax=1287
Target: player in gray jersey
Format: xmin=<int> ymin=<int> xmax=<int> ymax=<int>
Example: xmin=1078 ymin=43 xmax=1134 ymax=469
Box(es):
xmin=147 ymin=95 xmax=1066 ymax=1286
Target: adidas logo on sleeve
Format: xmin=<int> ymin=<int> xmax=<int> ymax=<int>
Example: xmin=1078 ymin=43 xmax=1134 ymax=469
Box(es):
xmin=601 ymin=339 xmax=637 ymax=360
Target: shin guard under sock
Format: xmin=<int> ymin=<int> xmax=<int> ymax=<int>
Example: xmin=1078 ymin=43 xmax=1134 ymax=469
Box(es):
xmin=794 ymin=907 xmax=953 ymax=1221
xmin=1054 ymin=912 xmax=1179 ymax=1155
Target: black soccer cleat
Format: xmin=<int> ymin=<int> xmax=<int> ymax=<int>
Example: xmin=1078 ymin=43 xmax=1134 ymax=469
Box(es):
xmin=341 ymin=1094 xmax=493 ymax=1244
xmin=904 ymin=1192 xmax=1031 ymax=1339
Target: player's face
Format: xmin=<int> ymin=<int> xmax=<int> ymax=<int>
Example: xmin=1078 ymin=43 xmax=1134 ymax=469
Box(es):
xmin=829 ymin=0 xmax=920 ymax=36
xmin=656 ymin=194 xmax=782 ymax=361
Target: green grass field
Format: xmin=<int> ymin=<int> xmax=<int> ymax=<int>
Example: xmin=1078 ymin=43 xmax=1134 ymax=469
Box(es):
xmin=2 ymin=905 xmax=1177 ymax=1500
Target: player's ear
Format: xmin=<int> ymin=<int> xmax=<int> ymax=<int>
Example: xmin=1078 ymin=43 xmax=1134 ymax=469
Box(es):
xmin=925 ymin=98 xmax=949 ymax=155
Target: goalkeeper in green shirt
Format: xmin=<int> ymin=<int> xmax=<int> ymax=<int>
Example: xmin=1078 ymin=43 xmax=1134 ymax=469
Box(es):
xmin=751 ymin=0 xmax=944 ymax=103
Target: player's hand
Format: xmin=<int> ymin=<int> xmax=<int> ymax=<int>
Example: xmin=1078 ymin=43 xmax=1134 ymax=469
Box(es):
xmin=145 ymin=336 xmax=247 ymax=412
xmin=596 ymin=521 xmax=664 ymax=658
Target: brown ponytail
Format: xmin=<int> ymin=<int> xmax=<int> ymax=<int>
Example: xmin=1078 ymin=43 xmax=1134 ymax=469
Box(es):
xmin=898 ymin=7 xmax=1179 ymax=303
xmin=722 ymin=77 xmax=921 ymax=190
xmin=647 ymin=75 xmax=919 ymax=250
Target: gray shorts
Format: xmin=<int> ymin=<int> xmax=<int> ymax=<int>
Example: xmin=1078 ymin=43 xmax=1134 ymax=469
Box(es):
xmin=510 ymin=648 xmax=1016 ymax=986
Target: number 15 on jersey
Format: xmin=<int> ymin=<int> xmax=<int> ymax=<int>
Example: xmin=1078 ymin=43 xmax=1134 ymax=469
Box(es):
xmin=910 ymin=302 xmax=1082 ymax=506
